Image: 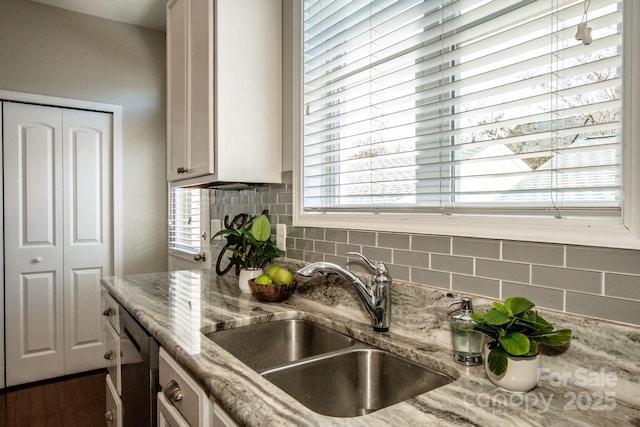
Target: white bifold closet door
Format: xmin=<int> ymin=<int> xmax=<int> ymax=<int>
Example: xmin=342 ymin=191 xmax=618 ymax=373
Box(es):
xmin=3 ymin=102 xmax=113 ymax=386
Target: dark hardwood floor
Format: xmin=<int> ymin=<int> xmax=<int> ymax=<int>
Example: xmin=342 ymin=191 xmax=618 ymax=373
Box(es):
xmin=0 ymin=369 xmax=106 ymax=427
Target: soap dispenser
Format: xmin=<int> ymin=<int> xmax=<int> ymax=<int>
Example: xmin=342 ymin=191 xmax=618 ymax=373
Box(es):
xmin=448 ymin=297 xmax=483 ymax=366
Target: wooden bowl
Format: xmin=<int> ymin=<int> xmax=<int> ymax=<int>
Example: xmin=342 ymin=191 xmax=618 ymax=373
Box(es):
xmin=248 ymin=279 xmax=298 ymax=302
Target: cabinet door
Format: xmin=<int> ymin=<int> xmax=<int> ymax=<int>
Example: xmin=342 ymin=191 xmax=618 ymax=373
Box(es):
xmin=167 ymin=0 xmax=215 ymax=181
xmin=106 ymin=374 xmax=123 ymax=427
xmin=167 ymin=0 xmax=189 ymax=181
xmin=104 ymin=321 xmax=121 ymax=395
xmin=187 ymin=0 xmax=215 ymax=178
xmin=3 ymin=102 xmax=65 ymax=386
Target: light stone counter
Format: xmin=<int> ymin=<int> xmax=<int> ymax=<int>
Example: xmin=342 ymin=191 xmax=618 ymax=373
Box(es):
xmin=101 ymin=265 xmax=640 ymax=426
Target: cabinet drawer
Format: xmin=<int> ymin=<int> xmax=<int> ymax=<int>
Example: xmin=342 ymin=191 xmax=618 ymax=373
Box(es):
xmin=102 ymin=291 xmax=120 ymax=333
xmin=159 ymin=348 xmax=209 ymax=427
xmin=104 ymin=321 xmax=121 ymax=395
xmin=158 ymin=392 xmax=190 ymax=427
xmin=105 ymin=374 xmax=123 ymax=427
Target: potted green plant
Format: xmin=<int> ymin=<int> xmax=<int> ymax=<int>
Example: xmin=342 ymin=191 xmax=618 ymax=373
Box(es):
xmin=470 ymin=297 xmax=572 ymax=392
xmin=212 ymin=214 xmax=281 ymax=292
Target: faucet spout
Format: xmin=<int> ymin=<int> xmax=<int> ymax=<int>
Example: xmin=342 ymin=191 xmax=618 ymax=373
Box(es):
xmin=296 ymin=255 xmax=392 ymax=332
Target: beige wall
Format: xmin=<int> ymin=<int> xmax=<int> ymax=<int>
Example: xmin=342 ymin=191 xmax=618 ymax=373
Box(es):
xmin=0 ymin=0 xmax=168 ymax=274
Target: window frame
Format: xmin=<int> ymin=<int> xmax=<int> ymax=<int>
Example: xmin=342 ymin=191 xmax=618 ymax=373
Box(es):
xmin=292 ymin=0 xmax=640 ymax=250
xmin=168 ymin=186 xmax=210 ymax=260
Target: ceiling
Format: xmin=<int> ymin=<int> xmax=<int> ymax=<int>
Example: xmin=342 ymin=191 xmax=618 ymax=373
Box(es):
xmin=30 ymin=0 xmax=166 ymax=31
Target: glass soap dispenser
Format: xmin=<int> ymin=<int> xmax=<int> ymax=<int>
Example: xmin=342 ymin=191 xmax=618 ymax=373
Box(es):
xmin=448 ymin=297 xmax=483 ymax=366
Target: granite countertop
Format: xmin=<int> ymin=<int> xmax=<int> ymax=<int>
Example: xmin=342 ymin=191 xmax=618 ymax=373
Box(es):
xmin=101 ymin=265 xmax=640 ymax=426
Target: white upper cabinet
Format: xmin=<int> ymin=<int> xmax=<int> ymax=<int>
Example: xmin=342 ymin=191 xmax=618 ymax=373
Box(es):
xmin=166 ymin=0 xmax=282 ymax=185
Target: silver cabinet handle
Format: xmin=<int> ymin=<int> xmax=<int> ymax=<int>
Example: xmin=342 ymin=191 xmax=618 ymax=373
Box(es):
xmin=194 ymin=252 xmax=206 ymax=262
xmin=164 ymin=379 xmax=183 ymax=402
xmin=102 ymin=307 xmax=114 ymax=317
xmin=103 ymin=350 xmax=114 ymax=360
xmin=105 ymin=409 xmax=114 ymax=422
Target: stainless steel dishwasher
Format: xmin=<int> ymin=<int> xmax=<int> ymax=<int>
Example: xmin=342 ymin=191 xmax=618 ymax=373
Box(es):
xmin=120 ymin=306 xmax=160 ymax=427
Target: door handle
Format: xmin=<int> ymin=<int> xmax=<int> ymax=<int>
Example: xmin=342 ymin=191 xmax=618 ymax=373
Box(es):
xmin=102 ymin=307 xmax=115 ymax=317
xmin=103 ymin=350 xmax=114 ymax=360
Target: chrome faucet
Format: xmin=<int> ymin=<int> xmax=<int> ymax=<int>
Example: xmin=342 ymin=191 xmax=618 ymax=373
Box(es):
xmin=296 ymin=252 xmax=392 ymax=332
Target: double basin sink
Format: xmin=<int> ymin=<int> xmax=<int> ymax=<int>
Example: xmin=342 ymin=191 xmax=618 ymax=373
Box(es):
xmin=205 ymin=319 xmax=454 ymax=417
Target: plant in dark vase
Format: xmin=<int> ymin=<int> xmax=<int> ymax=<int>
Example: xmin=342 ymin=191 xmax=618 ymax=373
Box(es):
xmin=470 ymin=297 xmax=572 ymax=392
xmin=212 ymin=214 xmax=281 ymax=293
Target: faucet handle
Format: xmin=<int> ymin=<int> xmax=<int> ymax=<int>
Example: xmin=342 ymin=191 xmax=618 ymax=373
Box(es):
xmin=346 ymin=251 xmax=376 ymax=270
xmin=347 ymin=252 xmax=391 ymax=286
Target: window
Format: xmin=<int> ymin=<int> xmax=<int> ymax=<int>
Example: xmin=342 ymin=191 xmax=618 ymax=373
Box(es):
xmin=295 ymin=0 xmax=640 ymax=248
xmin=169 ymin=187 xmax=204 ymax=254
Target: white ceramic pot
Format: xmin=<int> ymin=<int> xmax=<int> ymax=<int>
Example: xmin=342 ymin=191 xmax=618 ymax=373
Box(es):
xmin=484 ymin=344 xmax=541 ymax=393
xmin=238 ymin=267 xmax=263 ymax=293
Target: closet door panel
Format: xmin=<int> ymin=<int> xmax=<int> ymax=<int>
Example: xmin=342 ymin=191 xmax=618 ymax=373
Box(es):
xmin=3 ymin=102 xmax=65 ymax=386
xmin=63 ymin=108 xmax=113 ymax=374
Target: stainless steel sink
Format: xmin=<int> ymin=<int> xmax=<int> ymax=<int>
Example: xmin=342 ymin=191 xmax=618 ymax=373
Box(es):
xmin=204 ymin=319 xmax=355 ymax=371
xmin=204 ymin=319 xmax=455 ymax=417
xmin=262 ymin=348 xmax=454 ymax=417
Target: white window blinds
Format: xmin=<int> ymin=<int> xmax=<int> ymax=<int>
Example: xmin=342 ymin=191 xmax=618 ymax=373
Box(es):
xmin=169 ymin=187 xmax=202 ymax=254
xmin=302 ymin=0 xmax=623 ymax=219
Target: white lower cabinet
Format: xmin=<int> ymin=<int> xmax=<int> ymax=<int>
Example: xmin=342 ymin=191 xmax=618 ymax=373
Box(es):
xmin=105 ymin=374 xmax=123 ymax=427
xmin=102 ymin=291 xmax=122 ymax=425
xmin=159 ymin=347 xmax=238 ymax=427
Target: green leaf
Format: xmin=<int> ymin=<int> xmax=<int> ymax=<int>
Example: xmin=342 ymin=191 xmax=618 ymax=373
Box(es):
xmin=505 ymin=297 xmax=535 ymax=316
xmin=525 ymin=340 xmax=539 ymax=356
xmin=239 ymin=227 xmax=259 ymax=247
xmin=470 ymin=311 xmax=485 ymax=323
xmin=487 ymin=346 xmax=509 ymax=376
xmin=537 ymin=329 xmax=572 ymax=346
xmin=251 ymin=214 xmax=271 ymax=242
xmin=211 ymin=228 xmax=240 ymax=240
xmin=492 ymin=301 xmax=507 ymax=313
xmin=470 ymin=324 xmax=501 ymax=342
xmin=531 ymin=312 xmax=554 ymax=333
xmin=499 ymin=331 xmax=530 ymax=356
xmin=484 ymin=308 xmax=511 ymax=325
